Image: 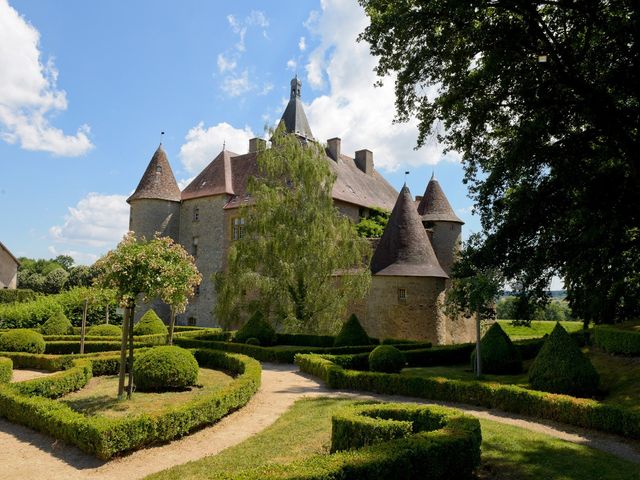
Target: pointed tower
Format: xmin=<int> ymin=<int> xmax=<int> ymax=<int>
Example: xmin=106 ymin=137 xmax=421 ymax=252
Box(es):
xmin=278 ymin=77 xmax=314 ymax=140
xmin=416 ymin=173 xmax=464 ymax=276
xmin=127 ymin=144 xmax=181 ymax=241
xmin=358 ymin=185 xmax=451 ymax=344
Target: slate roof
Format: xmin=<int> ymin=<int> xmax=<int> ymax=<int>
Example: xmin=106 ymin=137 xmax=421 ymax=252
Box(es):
xmin=417 ymin=173 xmax=464 ymax=224
xmin=0 ymin=241 xmax=19 ymax=266
xmin=370 ymin=185 xmax=448 ymax=278
xmin=181 ymin=149 xmax=238 ymax=201
xmin=278 ymin=77 xmax=314 ymax=140
xmin=127 ymin=144 xmax=181 ymax=203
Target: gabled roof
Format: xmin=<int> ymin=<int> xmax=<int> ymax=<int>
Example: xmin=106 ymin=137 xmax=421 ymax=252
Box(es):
xmin=417 ymin=173 xmax=464 ymax=224
xmin=127 ymin=144 xmax=181 ymax=203
xmin=181 ymin=149 xmax=238 ymax=201
xmin=371 ymin=185 xmax=448 ymax=277
xmin=0 ymin=241 xmax=19 ymax=266
xmin=278 ymin=77 xmax=314 ymax=140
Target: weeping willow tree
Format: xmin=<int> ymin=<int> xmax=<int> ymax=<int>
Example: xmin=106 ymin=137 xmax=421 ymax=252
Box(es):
xmin=215 ymin=128 xmax=372 ymax=334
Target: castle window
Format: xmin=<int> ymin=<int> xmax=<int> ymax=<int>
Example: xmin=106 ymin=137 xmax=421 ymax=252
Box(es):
xmin=187 ymin=317 xmax=197 ymax=326
xmin=398 ymin=288 xmax=407 ymax=303
xmin=194 ymin=285 xmax=200 ymax=296
xmin=193 ymin=207 xmax=200 ymax=222
xmin=192 ymin=236 xmax=199 ymax=258
xmin=233 ymin=217 xmax=245 ymax=240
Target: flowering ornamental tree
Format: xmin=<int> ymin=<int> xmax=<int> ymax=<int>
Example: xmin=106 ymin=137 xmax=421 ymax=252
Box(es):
xmin=94 ymin=233 xmax=200 ymax=398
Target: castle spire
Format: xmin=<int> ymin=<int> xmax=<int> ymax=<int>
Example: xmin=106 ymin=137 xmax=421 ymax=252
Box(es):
xmin=127 ymin=144 xmax=181 ymax=203
xmin=417 ymin=175 xmax=463 ymax=224
xmin=371 ymin=185 xmax=447 ymax=277
xmin=278 ymin=77 xmax=314 ymax=139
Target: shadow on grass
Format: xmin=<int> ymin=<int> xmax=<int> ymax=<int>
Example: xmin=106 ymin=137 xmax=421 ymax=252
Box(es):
xmin=61 ymin=394 xmax=123 ymax=415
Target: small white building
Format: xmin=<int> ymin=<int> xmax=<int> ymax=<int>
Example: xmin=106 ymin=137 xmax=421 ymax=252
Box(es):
xmin=0 ymin=242 xmax=19 ymax=289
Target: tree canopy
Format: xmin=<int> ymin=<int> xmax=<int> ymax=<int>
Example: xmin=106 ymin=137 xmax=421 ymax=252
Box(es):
xmin=215 ymin=128 xmax=372 ymax=334
xmin=359 ymin=0 xmax=640 ymax=323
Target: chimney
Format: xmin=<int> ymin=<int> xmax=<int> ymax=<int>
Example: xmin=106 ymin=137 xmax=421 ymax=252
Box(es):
xmin=415 ymin=195 xmax=423 ymax=202
xmin=327 ymin=137 xmax=341 ymax=161
xmin=355 ymin=149 xmax=373 ymax=175
xmin=249 ymin=138 xmax=266 ymax=153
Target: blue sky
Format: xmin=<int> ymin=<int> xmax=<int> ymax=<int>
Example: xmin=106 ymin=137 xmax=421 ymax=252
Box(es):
xmin=1 ymin=0 xmax=514 ymax=281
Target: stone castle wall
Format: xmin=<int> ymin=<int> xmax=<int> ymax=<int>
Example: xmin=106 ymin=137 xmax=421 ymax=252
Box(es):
xmin=129 ymin=199 xmax=181 ymax=241
xmin=0 ymin=248 xmax=17 ymax=289
xmin=430 ymin=221 xmax=461 ymax=277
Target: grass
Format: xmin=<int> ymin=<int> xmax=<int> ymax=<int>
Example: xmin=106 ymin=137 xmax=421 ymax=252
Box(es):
xmin=61 ymin=368 xmax=233 ymax=418
xmin=145 ymin=397 xmax=640 ymax=480
xmin=497 ymin=320 xmax=584 ymax=339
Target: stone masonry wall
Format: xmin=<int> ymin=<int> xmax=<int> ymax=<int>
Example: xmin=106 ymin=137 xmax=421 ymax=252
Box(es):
xmin=430 ymin=221 xmax=461 ymax=277
xmin=0 ymin=248 xmax=17 ymax=289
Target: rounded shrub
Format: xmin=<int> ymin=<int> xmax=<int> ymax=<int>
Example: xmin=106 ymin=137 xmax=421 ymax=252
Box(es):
xmin=40 ymin=311 xmax=74 ymax=335
xmin=470 ymin=322 xmax=523 ymax=374
xmin=234 ymin=312 xmax=276 ymax=346
xmin=133 ymin=309 xmax=168 ymax=336
xmin=369 ymin=345 xmax=406 ymax=373
xmin=528 ymin=323 xmax=600 ymax=397
xmin=134 ymin=346 xmax=199 ymax=392
xmin=88 ymin=324 xmax=122 ymax=337
xmin=0 ymin=329 xmax=46 ymax=353
xmin=245 ymin=337 xmax=261 ymax=346
xmin=334 ymin=314 xmax=371 ymax=347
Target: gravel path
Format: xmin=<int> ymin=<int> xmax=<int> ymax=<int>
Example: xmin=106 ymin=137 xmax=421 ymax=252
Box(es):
xmin=0 ymin=364 xmax=638 ymax=480
xmin=11 ymin=369 xmax=53 ymax=382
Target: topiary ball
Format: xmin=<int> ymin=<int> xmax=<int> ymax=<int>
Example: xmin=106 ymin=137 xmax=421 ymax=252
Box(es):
xmin=334 ymin=314 xmax=371 ymax=347
xmin=134 ymin=309 xmax=168 ymax=336
xmin=40 ymin=311 xmax=73 ymax=335
xmin=0 ymin=329 xmax=46 ymax=354
xmin=470 ymin=322 xmax=523 ymax=374
xmin=234 ymin=312 xmax=276 ymax=346
xmin=528 ymin=323 xmax=600 ymax=397
xmin=88 ymin=324 xmax=122 ymax=337
xmin=134 ymin=346 xmax=199 ymax=392
xmin=245 ymin=337 xmax=261 ymax=346
xmin=369 ymin=345 xmax=406 ymax=373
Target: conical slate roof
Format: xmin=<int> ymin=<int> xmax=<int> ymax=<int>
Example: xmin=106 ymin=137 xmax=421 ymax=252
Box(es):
xmin=371 ymin=185 xmax=448 ymax=277
xmin=278 ymin=77 xmax=314 ymax=139
xmin=127 ymin=144 xmax=181 ymax=203
xmin=181 ymin=149 xmax=238 ymax=200
xmin=417 ymin=173 xmax=464 ymax=223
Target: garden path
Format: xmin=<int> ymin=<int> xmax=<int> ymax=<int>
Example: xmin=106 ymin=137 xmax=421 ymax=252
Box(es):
xmin=0 ymin=363 xmax=638 ymax=480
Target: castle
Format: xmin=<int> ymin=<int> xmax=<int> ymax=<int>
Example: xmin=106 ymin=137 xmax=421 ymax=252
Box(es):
xmin=128 ymin=78 xmax=474 ymax=344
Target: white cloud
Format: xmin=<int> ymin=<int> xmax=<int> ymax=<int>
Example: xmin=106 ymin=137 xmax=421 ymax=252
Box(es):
xmin=47 ymin=245 xmax=98 ymax=266
xmin=179 ymin=121 xmax=255 ymax=174
xmin=177 ymin=176 xmax=195 ymax=190
xmin=259 ymin=82 xmax=274 ymax=96
xmin=221 ymin=69 xmax=252 ymax=97
xmin=217 ymin=53 xmax=236 ymax=73
xmin=0 ymin=0 xmax=93 ymax=156
xmin=227 ymin=10 xmax=269 ymax=52
xmin=287 ymin=59 xmax=297 ymax=71
xmin=298 ymin=36 xmax=306 ymax=51
xmin=302 ymin=0 xmax=457 ymax=170
xmin=49 ymin=193 xmax=129 ymax=250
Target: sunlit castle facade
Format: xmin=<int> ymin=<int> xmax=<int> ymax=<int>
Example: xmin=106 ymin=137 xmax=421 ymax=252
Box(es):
xmin=127 ymin=78 xmax=474 ymax=344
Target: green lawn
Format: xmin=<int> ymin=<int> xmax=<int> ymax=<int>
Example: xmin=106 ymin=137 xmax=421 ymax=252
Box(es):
xmin=497 ymin=320 xmax=584 ymax=339
xmin=61 ymin=368 xmax=233 ymax=418
xmin=145 ymin=397 xmax=639 ymax=480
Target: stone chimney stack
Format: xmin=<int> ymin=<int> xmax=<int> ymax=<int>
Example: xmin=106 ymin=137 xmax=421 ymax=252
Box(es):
xmin=355 ymin=149 xmax=373 ymax=175
xmin=327 ymin=137 xmax=341 ymax=161
xmin=249 ymin=138 xmax=267 ymax=153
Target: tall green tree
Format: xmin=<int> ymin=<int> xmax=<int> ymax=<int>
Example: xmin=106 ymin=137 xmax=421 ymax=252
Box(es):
xmin=215 ymin=128 xmax=372 ymax=334
xmin=359 ymin=0 xmax=640 ymax=323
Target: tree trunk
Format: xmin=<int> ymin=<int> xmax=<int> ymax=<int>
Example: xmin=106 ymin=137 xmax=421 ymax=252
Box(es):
xmin=105 ymin=304 xmax=109 ymax=324
xmin=117 ymin=307 xmax=130 ymax=399
xmin=168 ymin=306 xmax=176 ymax=345
xmin=80 ymin=299 xmax=88 ymax=354
xmin=127 ymin=305 xmax=136 ymax=399
xmin=475 ymin=310 xmax=482 ymax=378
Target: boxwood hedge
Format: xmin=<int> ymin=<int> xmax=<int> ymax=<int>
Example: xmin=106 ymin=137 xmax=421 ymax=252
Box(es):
xmin=0 ymin=348 xmax=261 ymax=459
xmin=0 ymin=357 xmax=12 ymax=384
xmin=594 ymin=324 xmax=640 ymax=356
xmin=295 ymin=352 xmax=640 ymax=440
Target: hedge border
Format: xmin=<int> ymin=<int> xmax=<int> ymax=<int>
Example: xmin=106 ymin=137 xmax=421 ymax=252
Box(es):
xmin=594 ymin=325 xmax=640 ymax=356
xmin=0 ymin=348 xmax=261 ymax=459
xmin=0 ymin=357 xmax=11 ymax=384
xmin=295 ymin=353 xmax=640 ymax=440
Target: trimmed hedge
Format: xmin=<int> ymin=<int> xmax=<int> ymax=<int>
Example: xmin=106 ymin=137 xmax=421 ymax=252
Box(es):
xmin=0 ymin=329 xmax=46 ymax=353
xmin=0 ymin=296 xmax=63 ymax=329
xmin=44 ymin=341 xmax=126 ymax=354
xmin=334 ymin=314 xmax=371 ymax=347
xmin=594 ymin=324 xmax=640 ymax=356
xmin=275 ymin=333 xmax=336 ymax=347
xmin=369 ymin=345 xmax=405 ymax=373
xmin=0 ymin=289 xmax=38 ymax=304
xmin=40 ymin=311 xmax=74 ymax=335
xmin=295 ymin=353 xmax=640 ymax=440
xmin=134 ymin=346 xmax=199 ymax=391
xmin=0 ymin=348 xmax=261 ymax=459
xmin=134 ymin=309 xmax=168 ymax=336
xmin=88 ymin=324 xmax=122 ymax=337
xmin=471 ymin=322 xmax=523 ymax=374
xmin=0 ymin=357 xmax=12 ymax=383
xmin=234 ymin=312 xmax=276 ymax=346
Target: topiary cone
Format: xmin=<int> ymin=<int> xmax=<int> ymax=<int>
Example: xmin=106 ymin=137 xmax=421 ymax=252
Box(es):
xmin=133 ymin=309 xmax=168 ymax=336
xmin=234 ymin=311 xmax=276 ymax=346
xmin=334 ymin=314 xmax=371 ymax=347
xmin=470 ymin=322 xmax=522 ymax=374
xmin=41 ymin=311 xmax=74 ymax=335
xmin=528 ymin=322 xmax=599 ymax=397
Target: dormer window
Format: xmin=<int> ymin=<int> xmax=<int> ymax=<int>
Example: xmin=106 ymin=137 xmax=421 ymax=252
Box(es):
xmin=156 ymin=165 xmax=162 ymax=174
